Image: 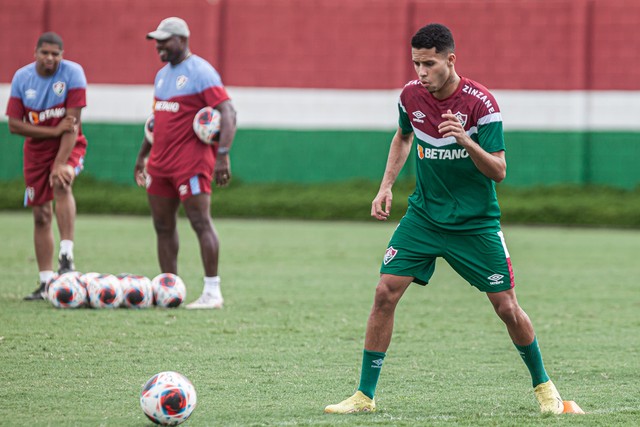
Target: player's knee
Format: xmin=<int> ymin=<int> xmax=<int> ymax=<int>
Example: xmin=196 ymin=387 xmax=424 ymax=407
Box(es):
xmin=152 ymin=218 xmax=176 ymax=235
xmin=373 ymin=282 xmax=400 ymax=311
xmin=33 ymin=207 xmax=52 ymax=229
xmin=188 ymin=214 xmax=213 ymax=235
xmin=494 ymin=299 xmax=520 ymax=324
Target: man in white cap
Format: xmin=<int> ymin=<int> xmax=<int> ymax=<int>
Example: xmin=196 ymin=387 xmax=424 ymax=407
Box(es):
xmin=134 ymin=17 xmax=237 ymax=309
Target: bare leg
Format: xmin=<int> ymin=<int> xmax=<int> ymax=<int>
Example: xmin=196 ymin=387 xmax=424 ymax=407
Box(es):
xmin=32 ymin=202 xmax=54 ymax=272
xmin=182 ymin=194 xmax=219 ymax=277
xmin=486 ymin=288 xmax=535 ymax=345
xmin=364 ymin=274 xmax=413 ymax=352
xmin=52 ymin=178 xmax=76 ymax=241
xmin=147 ymin=194 xmax=180 ymax=274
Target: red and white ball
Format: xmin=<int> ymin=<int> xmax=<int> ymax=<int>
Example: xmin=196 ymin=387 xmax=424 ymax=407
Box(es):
xmin=151 ymin=273 xmax=186 ymax=308
xmin=140 ymin=371 xmax=197 ymax=426
xmin=120 ymin=274 xmax=153 ymax=309
xmin=87 ymin=274 xmax=123 ymax=308
xmin=47 ymin=272 xmax=87 ymax=308
xmin=192 ymin=106 xmax=221 ymax=144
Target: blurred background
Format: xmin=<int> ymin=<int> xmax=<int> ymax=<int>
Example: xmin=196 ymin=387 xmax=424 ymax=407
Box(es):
xmin=1 ymin=0 xmax=639 ymax=223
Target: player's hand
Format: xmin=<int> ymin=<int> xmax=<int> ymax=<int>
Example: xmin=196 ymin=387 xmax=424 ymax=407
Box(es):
xmin=438 ymin=109 xmax=471 ymax=147
xmin=214 ymin=155 xmax=231 ymax=187
xmin=49 ymin=163 xmax=74 ymax=188
xmin=56 ymin=116 xmax=78 ymax=136
xmin=371 ymin=188 xmax=392 ymax=221
xmin=134 ymin=159 xmax=148 ymax=187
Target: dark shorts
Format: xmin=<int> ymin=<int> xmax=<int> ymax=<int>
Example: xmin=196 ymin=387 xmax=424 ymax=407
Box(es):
xmin=146 ymin=173 xmax=211 ymax=201
xmin=380 ymin=215 xmax=515 ymax=293
xmin=23 ymin=147 xmax=85 ymax=207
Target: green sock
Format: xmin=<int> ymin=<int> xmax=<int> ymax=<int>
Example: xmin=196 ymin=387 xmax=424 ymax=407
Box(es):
xmin=357 ymin=349 xmax=386 ymax=399
xmin=514 ymin=336 xmax=550 ymax=387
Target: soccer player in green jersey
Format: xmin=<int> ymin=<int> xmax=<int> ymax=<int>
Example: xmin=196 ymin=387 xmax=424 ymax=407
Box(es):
xmin=325 ymin=23 xmax=581 ymax=415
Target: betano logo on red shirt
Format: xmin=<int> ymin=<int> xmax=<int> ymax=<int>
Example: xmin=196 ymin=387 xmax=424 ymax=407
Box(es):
xmin=153 ymin=100 xmax=180 ymax=113
xmin=28 ymin=107 xmax=66 ymax=125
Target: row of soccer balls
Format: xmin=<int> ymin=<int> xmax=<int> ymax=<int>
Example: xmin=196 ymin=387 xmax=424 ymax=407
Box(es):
xmin=46 ymin=272 xmax=187 ymax=309
xmin=144 ymin=106 xmax=221 ymax=145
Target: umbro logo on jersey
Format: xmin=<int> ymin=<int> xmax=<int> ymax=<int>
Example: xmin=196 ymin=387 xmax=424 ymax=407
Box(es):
xmin=176 ymin=75 xmax=188 ymax=89
xmin=52 ymin=81 xmax=65 ymax=96
xmin=26 ymin=89 xmax=37 ymax=99
xmin=412 ymin=110 xmax=426 ymax=123
xmin=383 ymin=246 xmax=398 ymax=265
xmin=488 ymin=273 xmax=504 ymax=285
xmin=179 ymin=185 xmax=188 ymax=196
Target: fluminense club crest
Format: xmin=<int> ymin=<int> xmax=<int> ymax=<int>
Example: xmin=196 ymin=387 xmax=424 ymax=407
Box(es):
xmin=52 ymin=81 xmax=66 ymax=96
xmin=176 ymin=75 xmax=188 ymax=89
xmin=454 ymin=111 xmax=468 ymax=127
xmin=383 ymin=246 xmax=398 ymax=265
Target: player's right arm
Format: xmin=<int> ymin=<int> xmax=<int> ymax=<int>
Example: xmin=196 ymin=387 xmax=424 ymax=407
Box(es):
xmin=371 ymin=128 xmax=414 ymax=221
xmin=8 ymin=115 xmax=77 ymax=140
xmin=134 ymin=139 xmax=152 ymax=187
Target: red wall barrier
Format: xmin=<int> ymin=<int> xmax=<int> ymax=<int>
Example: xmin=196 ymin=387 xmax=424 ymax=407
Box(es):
xmin=408 ymin=0 xmax=589 ymax=90
xmin=221 ymin=0 xmax=410 ymax=89
xmin=0 ymin=0 xmax=46 ymax=82
xmin=590 ymin=0 xmax=640 ymax=90
xmin=1 ymin=0 xmax=639 ymax=90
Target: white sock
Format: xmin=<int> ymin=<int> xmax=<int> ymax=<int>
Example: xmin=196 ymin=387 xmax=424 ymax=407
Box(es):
xmin=39 ymin=270 xmax=54 ymax=284
xmin=203 ymin=276 xmax=221 ymax=298
xmin=60 ymin=240 xmax=74 ymax=258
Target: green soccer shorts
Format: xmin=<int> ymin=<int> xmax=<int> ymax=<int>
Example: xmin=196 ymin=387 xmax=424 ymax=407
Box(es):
xmin=380 ymin=215 xmax=515 ymax=292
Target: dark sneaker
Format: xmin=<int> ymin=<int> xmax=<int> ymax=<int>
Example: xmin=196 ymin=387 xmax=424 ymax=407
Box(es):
xmin=24 ymin=281 xmax=46 ymax=301
xmin=58 ymin=254 xmax=75 ymax=275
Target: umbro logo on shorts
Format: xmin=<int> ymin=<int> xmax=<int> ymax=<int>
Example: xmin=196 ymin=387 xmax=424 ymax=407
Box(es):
xmin=487 ymin=273 xmax=504 ymax=285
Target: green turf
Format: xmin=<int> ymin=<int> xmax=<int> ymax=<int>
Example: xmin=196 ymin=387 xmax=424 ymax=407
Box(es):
xmin=0 ymin=212 xmax=638 ymax=426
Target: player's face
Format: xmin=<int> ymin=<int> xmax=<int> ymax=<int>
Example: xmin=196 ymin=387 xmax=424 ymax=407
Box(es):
xmin=35 ymin=42 xmax=63 ymax=77
xmin=155 ymin=36 xmax=187 ymax=65
xmin=412 ymin=48 xmax=456 ymax=99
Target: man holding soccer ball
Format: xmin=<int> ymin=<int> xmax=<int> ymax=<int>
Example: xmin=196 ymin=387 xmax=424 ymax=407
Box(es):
xmin=6 ymin=32 xmax=87 ymax=300
xmin=325 ymin=23 xmax=582 ymax=415
xmin=134 ymin=17 xmax=237 ymax=309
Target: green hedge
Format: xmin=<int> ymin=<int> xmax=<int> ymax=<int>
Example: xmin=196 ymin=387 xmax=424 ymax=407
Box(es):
xmin=2 ymin=175 xmax=640 ymax=227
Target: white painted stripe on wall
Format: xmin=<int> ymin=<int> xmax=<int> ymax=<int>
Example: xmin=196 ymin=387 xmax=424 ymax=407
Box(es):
xmin=2 ymin=84 xmax=640 ymax=131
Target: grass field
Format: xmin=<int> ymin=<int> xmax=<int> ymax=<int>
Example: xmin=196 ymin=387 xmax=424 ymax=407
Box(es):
xmin=1 ymin=212 xmax=639 ymax=426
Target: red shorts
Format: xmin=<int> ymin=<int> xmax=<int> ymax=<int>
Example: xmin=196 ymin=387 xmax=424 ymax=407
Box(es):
xmin=23 ymin=146 xmax=85 ymax=207
xmin=146 ymin=173 xmax=212 ymax=201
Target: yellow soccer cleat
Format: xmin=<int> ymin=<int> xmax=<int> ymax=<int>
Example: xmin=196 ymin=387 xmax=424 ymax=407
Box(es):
xmin=324 ymin=391 xmax=376 ymax=414
xmin=534 ymin=380 xmax=564 ymax=414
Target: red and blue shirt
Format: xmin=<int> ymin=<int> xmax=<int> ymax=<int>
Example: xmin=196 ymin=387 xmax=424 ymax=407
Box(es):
xmin=148 ymin=55 xmax=230 ymax=179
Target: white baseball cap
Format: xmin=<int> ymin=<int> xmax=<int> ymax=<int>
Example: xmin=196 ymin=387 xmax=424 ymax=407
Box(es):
xmin=146 ymin=17 xmax=190 ymax=40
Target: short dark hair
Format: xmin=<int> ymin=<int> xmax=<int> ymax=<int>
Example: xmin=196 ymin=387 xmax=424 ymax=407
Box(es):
xmin=37 ymin=32 xmax=64 ymax=50
xmin=411 ymin=23 xmax=454 ymax=53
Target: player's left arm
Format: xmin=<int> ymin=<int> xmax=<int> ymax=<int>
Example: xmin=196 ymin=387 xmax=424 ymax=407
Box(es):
xmin=49 ymin=107 xmax=81 ymax=187
xmin=438 ymin=109 xmax=506 ymax=183
xmin=213 ymin=99 xmax=237 ymax=187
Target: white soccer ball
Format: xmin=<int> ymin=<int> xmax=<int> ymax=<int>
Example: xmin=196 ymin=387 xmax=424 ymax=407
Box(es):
xmin=144 ymin=114 xmax=155 ymax=144
xmin=192 ymin=106 xmax=221 ymax=144
xmin=47 ymin=272 xmax=87 ymax=308
xmin=119 ymin=274 xmax=153 ymax=309
xmin=140 ymin=371 xmax=197 ymax=426
xmin=87 ymin=274 xmax=123 ymax=308
xmin=151 ymin=273 xmax=186 ymax=308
